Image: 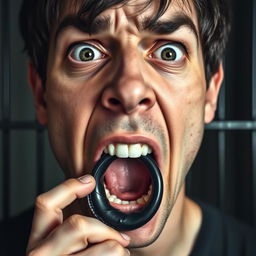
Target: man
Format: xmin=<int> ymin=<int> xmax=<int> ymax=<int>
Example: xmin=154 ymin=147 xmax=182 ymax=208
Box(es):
xmin=2 ymin=0 xmax=256 ymax=255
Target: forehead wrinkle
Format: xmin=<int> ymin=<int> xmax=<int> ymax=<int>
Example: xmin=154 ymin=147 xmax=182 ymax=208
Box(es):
xmin=106 ymin=7 xmax=142 ymax=36
xmin=54 ymin=0 xmax=196 ymax=36
xmin=103 ymin=0 xmax=197 ymax=35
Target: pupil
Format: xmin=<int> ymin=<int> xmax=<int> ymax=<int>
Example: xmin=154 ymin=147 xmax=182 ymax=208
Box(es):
xmin=80 ymin=48 xmax=94 ymax=61
xmin=161 ymin=48 xmax=176 ymax=61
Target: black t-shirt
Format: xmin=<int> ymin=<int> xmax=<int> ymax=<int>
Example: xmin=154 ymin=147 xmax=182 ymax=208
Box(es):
xmin=190 ymin=201 xmax=256 ymax=255
xmin=1 ymin=201 xmax=256 ymax=256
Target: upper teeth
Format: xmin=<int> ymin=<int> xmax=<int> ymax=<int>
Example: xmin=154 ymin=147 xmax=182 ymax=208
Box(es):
xmin=104 ymin=143 xmax=153 ymax=158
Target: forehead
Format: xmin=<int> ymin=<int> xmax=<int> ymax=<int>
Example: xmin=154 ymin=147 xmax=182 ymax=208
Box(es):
xmin=55 ymin=0 xmax=198 ymax=33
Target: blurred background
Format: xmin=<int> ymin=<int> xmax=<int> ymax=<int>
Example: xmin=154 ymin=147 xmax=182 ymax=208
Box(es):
xmin=0 ymin=0 xmax=256 ymax=229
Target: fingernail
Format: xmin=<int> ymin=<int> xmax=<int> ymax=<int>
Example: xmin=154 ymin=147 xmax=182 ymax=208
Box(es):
xmin=120 ymin=233 xmax=130 ymax=241
xmin=78 ymin=175 xmax=92 ymax=184
xmin=126 ymin=249 xmax=131 ymax=255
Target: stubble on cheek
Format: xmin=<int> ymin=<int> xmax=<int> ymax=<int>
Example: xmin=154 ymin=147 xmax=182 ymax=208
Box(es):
xmin=182 ymin=108 xmax=205 ymax=178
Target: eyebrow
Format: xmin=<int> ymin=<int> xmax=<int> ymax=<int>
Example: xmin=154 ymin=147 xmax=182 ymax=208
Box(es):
xmin=55 ymin=15 xmax=111 ymax=42
xmin=55 ymin=12 xmax=199 ymax=44
xmin=143 ymin=14 xmax=199 ymax=44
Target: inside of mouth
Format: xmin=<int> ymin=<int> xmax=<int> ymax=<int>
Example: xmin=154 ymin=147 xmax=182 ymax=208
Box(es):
xmin=103 ymin=157 xmax=152 ymax=205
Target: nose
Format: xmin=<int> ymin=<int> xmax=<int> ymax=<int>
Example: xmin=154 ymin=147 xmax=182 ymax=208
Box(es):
xmin=101 ymin=60 xmax=156 ymax=114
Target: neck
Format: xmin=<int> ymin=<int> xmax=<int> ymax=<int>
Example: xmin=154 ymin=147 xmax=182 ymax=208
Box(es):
xmin=130 ymin=186 xmax=202 ymax=256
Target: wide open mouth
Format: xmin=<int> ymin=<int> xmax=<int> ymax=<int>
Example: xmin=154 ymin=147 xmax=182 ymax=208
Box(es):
xmin=88 ymin=147 xmax=163 ymax=231
xmin=103 ymin=143 xmax=153 ymax=213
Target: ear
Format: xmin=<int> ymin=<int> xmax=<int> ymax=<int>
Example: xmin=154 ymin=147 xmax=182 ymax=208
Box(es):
xmin=28 ymin=62 xmax=48 ymax=125
xmin=204 ymin=64 xmax=224 ymax=124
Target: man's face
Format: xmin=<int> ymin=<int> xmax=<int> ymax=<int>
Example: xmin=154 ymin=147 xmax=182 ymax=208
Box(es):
xmin=34 ymin=0 xmax=220 ymax=247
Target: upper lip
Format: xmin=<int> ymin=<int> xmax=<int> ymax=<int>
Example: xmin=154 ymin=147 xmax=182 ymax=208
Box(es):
xmin=93 ymin=134 xmax=163 ymax=171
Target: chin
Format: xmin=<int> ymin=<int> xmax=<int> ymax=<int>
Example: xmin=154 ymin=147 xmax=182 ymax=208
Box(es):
xmin=125 ymin=209 xmax=166 ymax=248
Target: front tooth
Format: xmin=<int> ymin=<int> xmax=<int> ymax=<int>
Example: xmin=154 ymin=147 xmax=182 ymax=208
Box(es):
xmin=122 ymin=201 xmax=129 ymax=205
xmin=148 ymin=146 xmax=152 ymax=154
xmin=141 ymin=144 xmax=149 ymax=156
xmin=129 ymin=144 xmax=142 ymax=158
xmin=116 ymin=144 xmax=129 ymax=158
xmin=108 ymin=144 xmax=115 ymax=156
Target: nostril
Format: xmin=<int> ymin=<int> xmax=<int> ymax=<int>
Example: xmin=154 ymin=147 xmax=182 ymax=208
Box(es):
xmin=109 ymin=98 xmax=120 ymax=105
xmin=139 ymin=98 xmax=151 ymax=105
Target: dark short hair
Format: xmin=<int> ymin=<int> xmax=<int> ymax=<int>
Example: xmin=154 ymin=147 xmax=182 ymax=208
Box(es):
xmin=19 ymin=0 xmax=231 ymax=85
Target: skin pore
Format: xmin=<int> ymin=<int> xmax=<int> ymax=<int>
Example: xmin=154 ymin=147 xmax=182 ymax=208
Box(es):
xmin=29 ymin=0 xmax=223 ymax=255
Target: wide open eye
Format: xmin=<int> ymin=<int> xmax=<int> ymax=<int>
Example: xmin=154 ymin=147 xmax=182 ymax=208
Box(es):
xmin=152 ymin=43 xmax=185 ymax=62
xmin=70 ymin=44 xmax=103 ymax=62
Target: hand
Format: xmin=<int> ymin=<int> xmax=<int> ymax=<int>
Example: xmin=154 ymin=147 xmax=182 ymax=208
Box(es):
xmin=26 ymin=175 xmax=130 ymax=255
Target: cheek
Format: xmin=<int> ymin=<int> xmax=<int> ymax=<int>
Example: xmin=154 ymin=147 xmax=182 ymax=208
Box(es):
xmin=182 ymin=110 xmax=204 ymax=173
xmin=174 ymin=80 xmax=206 ymax=178
xmin=153 ymin=69 xmax=206 ymax=133
xmin=45 ymin=76 xmax=101 ymax=175
xmin=152 ymin=69 xmax=206 ymax=178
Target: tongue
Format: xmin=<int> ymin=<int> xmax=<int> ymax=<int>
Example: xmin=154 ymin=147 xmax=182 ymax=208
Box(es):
xmin=104 ymin=158 xmax=151 ymax=201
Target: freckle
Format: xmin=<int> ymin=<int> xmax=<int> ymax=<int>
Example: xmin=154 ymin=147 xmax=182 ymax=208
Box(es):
xmin=190 ymin=133 xmax=193 ymax=137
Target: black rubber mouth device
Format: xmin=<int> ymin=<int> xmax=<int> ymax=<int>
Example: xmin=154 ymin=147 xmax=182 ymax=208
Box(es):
xmin=87 ymin=153 xmax=163 ymax=231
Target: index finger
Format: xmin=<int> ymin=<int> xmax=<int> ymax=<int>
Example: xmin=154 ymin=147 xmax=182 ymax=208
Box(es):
xmin=28 ymin=175 xmax=95 ymax=246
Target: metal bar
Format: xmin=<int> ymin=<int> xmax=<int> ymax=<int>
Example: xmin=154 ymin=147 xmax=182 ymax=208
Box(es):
xmin=2 ymin=131 xmax=10 ymax=219
xmin=1 ymin=120 xmax=255 ymax=131
xmin=1 ymin=10 xmax=10 ymax=121
xmin=1 ymin=0 xmax=10 ymax=220
xmin=217 ymin=70 xmax=226 ymax=210
xmin=218 ymin=131 xmax=226 ymax=209
xmin=206 ymin=121 xmax=256 ymax=130
xmin=253 ymin=0 xmax=256 ymax=121
xmin=253 ymin=133 xmax=256 ymax=226
xmin=252 ymin=0 xmax=256 ymax=227
xmin=0 ymin=121 xmax=45 ymax=130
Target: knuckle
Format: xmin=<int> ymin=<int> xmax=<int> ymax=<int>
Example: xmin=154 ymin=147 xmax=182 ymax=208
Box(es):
xmin=35 ymin=194 xmax=51 ymax=211
xmin=105 ymin=240 xmax=124 ymax=254
xmin=67 ymin=214 xmax=86 ymax=231
xmin=27 ymin=249 xmax=43 ymax=256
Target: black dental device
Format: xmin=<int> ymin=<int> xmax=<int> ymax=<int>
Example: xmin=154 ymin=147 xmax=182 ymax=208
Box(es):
xmin=87 ymin=154 xmax=163 ymax=231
